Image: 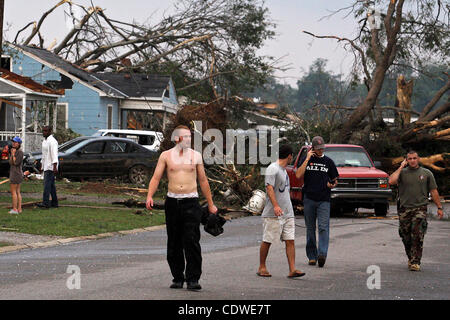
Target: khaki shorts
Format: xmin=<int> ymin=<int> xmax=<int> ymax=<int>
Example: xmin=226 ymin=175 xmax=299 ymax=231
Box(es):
xmin=262 ymin=217 xmax=295 ymax=243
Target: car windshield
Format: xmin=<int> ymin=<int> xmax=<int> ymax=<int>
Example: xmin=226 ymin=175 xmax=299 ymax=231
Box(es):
xmin=325 ymin=147 xmax=373 ymax=167
xmin=63 ymin=139 xmax=93 ymax=154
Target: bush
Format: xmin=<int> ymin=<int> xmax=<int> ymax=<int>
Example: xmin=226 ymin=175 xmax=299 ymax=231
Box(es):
xmin=53 ymin=128 xmax=81 ymax=144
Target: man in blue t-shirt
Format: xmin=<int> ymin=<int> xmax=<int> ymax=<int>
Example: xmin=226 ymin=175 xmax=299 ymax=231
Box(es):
xmin=295 ymin=136 xmax=339 ymax=268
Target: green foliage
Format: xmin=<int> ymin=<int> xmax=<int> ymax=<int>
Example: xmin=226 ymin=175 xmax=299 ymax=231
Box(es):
xmin=143 ymin=0 xmax=276 ymax=102
xmin=53 ymin=128 xmax=81 ymax=145
xmin=295 ymin=59 xmax=345 ymax=113
xmin=352 ymin=0 xmax=449 ymax=72
xmin=246 ymin=58 xmax=448 ymax=118
xmin=376 ymin=63 xmax=450 ymax=113
xmin=364 ymin=133 xmax=406 ymax=158
xmin=230 ymin=1 xmax=275 ymax=48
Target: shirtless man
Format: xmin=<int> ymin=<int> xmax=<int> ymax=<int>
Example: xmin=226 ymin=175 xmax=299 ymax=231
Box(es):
xmin=146 ymin=125 xmax=218 ymax=291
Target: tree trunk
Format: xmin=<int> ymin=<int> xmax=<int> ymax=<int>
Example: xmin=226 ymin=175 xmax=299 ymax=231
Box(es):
xmin=338 ymin=0 xmax=406 ymax=142
xmin=378 ymin=153 xmax=449 ymax=173
xmin=340 ymin=65 xmax=388 ymax=142
xmin=395 ymin=75 xmax=413 ymax=127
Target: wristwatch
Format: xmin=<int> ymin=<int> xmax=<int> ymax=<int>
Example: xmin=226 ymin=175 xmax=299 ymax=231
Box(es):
xmin=437 ymin=207 xmax=443 ymax=210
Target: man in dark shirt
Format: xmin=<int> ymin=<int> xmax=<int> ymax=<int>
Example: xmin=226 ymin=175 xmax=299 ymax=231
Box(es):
xmin=295 ymin=136 xmax=338 ymax=268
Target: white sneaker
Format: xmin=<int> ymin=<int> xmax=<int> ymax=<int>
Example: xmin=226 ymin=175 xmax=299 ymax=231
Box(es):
xmin=8 ymin=209 xmax=19 ymax=214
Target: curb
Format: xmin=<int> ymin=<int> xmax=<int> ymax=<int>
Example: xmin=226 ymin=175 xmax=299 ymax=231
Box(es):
xmin=0 ymin=225 xmax=167 ymax=255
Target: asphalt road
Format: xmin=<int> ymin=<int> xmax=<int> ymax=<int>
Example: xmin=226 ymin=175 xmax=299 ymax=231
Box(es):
xmin=0 ymin=205 xmax=448 ymax=301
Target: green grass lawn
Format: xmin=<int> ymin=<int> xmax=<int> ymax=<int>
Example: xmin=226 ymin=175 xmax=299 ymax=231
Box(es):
xmin=0 ymin=179 xmax=168 ymax=238
xmin=0 ymin=206 xmax=165 ymax=237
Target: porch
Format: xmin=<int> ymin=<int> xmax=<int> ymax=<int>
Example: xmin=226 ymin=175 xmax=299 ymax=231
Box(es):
xmin=0 ymin=69 xmax=63 ymax=152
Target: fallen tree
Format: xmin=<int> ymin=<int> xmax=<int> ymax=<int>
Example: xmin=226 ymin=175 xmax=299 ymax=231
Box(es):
xmin=302 ymin=0 xmax=449 ymax=144
xmin=13 ymin=0 xmax=276 ymax=100
xmin=378 ymin=153 xmax=450 ymax=174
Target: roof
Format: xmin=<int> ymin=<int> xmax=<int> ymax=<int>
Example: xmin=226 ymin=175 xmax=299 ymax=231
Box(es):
xmin=94 ymin=129 xmax=163 ymax=136
xmin=94 ymin=73 xmax=171 ymax=98
xmin=0 ymin=68 xmax=63 ymax=96
xmin=12 ymin=44 xmax=125 ymax=97
xmin=9 ymin=43 xmax=171 ymax=99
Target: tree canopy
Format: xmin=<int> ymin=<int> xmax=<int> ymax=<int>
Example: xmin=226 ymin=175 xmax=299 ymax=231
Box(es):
xmin=13 ymin=0 xmax=276 ymax=101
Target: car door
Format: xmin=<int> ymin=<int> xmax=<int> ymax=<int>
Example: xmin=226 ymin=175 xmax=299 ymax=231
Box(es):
xmin=64 ymin=141 xmax=106 ymax=178
xmin=103 ymin=140 xmax=128 ymax=176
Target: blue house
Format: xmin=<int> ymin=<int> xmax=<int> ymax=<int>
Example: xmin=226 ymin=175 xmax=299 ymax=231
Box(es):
xmin=2 ymin=42 xmax=179 ymax=139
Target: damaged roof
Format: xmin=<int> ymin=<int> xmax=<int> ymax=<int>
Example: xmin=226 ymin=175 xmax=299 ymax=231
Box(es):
xmin=10 ymin=44 xmax=171 ymax=99
xmin=94 ymin=73 xmax=170 ymax=98
xmin=0 ymin=67 xmax=63 ymax=95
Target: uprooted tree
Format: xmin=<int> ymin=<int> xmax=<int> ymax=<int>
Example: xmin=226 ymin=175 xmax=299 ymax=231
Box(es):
xmin=12 ymin=0 xmax=276 ymax=102
xmin=301 ymin=0 xmax=449 ymax=189
xmin=303 ymin=0 xmax=449 ymax=144
xmin=9 ymin=0 xmax=278 ymax=205
xmin=158 ymin=98 xmax=267 ymax=205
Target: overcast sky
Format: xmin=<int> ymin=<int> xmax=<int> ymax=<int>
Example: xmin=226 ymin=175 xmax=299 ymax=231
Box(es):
xmin=4 ymin=0 xmax=358 ymax=87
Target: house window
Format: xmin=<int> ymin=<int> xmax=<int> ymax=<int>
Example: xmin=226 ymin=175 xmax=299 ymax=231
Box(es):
xmin=56 ymin=103 xmax=68 ymax=130
xmin=1 ymin=56 xmax=11 ymax=71
xmin=107 ymin=105 xmax=113 ymax=129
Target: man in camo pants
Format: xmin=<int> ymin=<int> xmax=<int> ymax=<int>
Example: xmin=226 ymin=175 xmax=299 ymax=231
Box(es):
xmin=389 ymin=150 xmax=444 ymax=271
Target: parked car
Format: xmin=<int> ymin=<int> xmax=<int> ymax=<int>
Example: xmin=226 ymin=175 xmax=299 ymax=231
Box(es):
xmin=23 ymin=136 xmax=97 ymax=173
xmin=0 ymin=141 xmax=12 ymax=177
xmin=286 ymin=144 xmax=392 ymax=216
xmin=24 ymin=137 xmax=158 ymax=185
xmin=92 ymin=129 xmax=163 ymax=152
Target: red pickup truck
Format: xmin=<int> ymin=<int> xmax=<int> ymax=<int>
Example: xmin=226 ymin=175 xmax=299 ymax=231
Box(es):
xmin=286 ymin=144 xmax=392 ymax=216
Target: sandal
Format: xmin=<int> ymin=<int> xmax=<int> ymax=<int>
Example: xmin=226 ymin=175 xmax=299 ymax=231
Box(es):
xmin=287 ymin=270 xmax=306 ymax=278
xmin=256 ymin=271 xmax=272 ymax=277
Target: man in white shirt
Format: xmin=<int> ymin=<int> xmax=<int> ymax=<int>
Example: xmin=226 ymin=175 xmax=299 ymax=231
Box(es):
xmin=37 ymin=126 xmax=59 ymax=209
xmin=257 ymin=144 xmax=305 ymax=278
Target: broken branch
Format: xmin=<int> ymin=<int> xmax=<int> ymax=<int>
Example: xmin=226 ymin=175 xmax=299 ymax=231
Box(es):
xmin=23 ymin=0 xmax=71 ymax=45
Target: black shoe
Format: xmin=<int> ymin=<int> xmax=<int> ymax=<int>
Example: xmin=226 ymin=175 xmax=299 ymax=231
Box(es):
xmin=318 ymin=255 xmax=326 ymax=268
xmin=186 ymin=281 xmax=202 ymax=291
xmin=50 ymin=204 xmax=59 ymax=208
xmin=36 ymin=203 xmax=50 ymax=209
xmin=170 ymin=281 xmax=184 ymax=289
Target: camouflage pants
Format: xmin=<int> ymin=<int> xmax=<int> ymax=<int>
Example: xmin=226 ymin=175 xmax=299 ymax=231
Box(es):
xmin=398 ymin=205 xmax=428 ymax=265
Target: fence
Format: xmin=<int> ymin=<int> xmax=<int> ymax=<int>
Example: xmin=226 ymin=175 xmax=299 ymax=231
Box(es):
xmin=0 ymin=131 xmax=43 ymax=153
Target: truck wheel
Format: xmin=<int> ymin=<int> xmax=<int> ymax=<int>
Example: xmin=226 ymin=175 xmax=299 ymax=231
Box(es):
xmin=375 ymin=203 xmax=388 ymax=217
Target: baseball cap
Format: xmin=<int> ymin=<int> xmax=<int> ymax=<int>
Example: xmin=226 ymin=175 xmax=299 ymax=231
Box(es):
xmin=311 ymin=136 xmax=325 ymax=149
xmin=12 ymin=136 xmax=22 ymax=144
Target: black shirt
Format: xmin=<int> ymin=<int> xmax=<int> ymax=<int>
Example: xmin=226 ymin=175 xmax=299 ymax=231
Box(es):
xmin=299 ymin=155 xmax=339 ymax=202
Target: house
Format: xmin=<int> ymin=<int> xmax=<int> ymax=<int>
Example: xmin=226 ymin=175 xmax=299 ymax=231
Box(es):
xmin=0 ymin=68 xmax=63 ymax=151
xmin=2 ymin=42 xmax=179 ymax=138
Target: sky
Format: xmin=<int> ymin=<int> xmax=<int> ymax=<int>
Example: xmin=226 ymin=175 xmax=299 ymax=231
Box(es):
xmin=4 ymin=0 xmax=358 ymax=87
